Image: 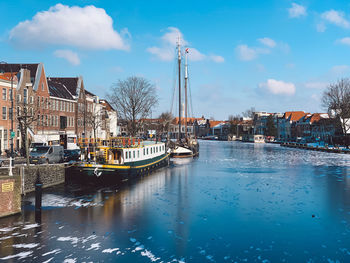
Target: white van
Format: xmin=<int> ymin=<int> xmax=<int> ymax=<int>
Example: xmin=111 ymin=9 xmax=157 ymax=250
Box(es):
xmin=30 ymin=145 xmax=64 ymax=164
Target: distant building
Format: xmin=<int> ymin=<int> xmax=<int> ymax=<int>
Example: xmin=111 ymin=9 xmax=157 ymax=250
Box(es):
xmin=253 ymin=111 xmax=283 ymax=136
xmin=277 ymin=111 xmax=306 ymax=141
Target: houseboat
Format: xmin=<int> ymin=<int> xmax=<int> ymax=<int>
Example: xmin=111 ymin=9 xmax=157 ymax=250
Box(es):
xmin=68 ymin=138 xmax=169 ymax=183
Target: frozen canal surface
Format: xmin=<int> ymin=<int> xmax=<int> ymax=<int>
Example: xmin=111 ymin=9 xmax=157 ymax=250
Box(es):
xmin=1 ymin=141 xmax=350 ymax=262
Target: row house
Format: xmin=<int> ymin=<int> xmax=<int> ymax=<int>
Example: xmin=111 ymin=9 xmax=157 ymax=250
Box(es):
xmin=295 ymin=113 xmax=335 ymax=142
xmin=277 ymin=111 xmax=306 ymax=140
xmin=0 ymin=73 xmax=18 ymax=154
xmin=0 ymin=63 xmax=117 ymax=154
xmin=169 ymin=117 xmax=200 ymax=139
xmin=228 ymin=118 xmax=254 ymax=140
xmin=253 ymin=112 xmax=283 ymax=135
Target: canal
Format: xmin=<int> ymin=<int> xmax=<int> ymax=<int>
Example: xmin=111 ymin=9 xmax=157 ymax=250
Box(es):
xmin=1 ymin=141 xmax=350 ymax=262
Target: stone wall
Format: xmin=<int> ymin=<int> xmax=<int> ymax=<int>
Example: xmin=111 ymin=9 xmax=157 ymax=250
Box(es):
xmin=0 ymin=175 xmax=21 ymax=217
xmin=0 ymin=164 xmax=65 ymax=194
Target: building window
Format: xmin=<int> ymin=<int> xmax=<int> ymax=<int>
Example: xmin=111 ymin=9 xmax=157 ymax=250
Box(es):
xmin=9 ymin=89 xmax=12 ymax=101
xmin=17 ymin=106 xmax=20 ymax=116
xmin=30 ymin=96 xmax=33 ymax=104
xmin=2 ymin=88 xmax=6 ymax=100
xmin=9 ymin=107 xmax=12 ymax=120
xmin=2 ymin=107 xmax=6 ymax=120
xmin=23 ymin=89 xmax=28 ymax=104
xmin=41 ymin=83 xmax=44 ymax=91
xmin=17 ymin=94 xmax=21 ymax=103
xmin=4 ymin=129 xmax=7 ymax=144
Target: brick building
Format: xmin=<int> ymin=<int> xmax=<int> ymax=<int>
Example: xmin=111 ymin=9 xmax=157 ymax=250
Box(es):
xmin=0 ymin=73 xmax=17 ymax=154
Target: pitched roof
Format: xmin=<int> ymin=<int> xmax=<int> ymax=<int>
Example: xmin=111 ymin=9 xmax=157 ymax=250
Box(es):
xmin=49 ymin=77 xmax=79 ymax=96
xmin=284 ymin=111 xmax=306 ymax=122
xmin=85 ymin=89 xmax=96 ymax=97
xmin=307 ymin=113 xmax=329 ymax=124
xmin=0 ymin=72 xmax=18 ymax=82
xmin=47 ymin=79 xmax=74 ymax=100
xmin=0 ymin=64 xmax=39 ymax=83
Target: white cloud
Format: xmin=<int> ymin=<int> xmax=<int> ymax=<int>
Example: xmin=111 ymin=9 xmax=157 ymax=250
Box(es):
xmin=288 ymin=3 xmax=307 ymax=18
xmin=54 ymin=49 xmax=80 ymax=65
xmin=236 ymin=45 xmax=257 ymax=61
xmin=258 ymin=37 xmax=276 ymax=48
xmin=337 ymin=37 xmax=350 ymax=46
xmin=321 ymin=10 xmax=350 ymax=29
xmin=147 ymin=27 xmax=223 ymax=63
xmin=209 ymin=55 xmax=225 ymax=63
xmin=188 ymin=48 xmax=206 ymax=61
xmin=10 ymin=4 xmax=129 ymax=50
xmin=259 ymin=79 xmax=296 ymax=95
xmin=304 ymin=82 xmax=328 ymax=89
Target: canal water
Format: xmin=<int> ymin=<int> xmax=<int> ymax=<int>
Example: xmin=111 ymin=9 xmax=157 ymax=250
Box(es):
xmin=1 ymin=141 xmax=350 ymax=262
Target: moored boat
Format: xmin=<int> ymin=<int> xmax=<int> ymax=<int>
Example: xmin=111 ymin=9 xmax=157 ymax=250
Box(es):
xmin=169 ymin=40 xmax=199 ymax=159
xmin=68 ymin=138 xmax=169 ymax=183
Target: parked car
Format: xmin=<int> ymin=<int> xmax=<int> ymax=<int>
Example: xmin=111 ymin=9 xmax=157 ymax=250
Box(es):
xmin=64 ymin=149 xmax=81 ymax=162
xmin=29 ymin=142 xmax=47 ymax=152
xmin=30 ymin=146 xmax=64 ymax=164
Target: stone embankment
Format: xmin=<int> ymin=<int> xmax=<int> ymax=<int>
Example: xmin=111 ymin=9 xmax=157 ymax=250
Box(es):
xmin=280 ymin=142 xmax=350 ymax=154
xmin=0 ymin=164 xmax=65 ymax=217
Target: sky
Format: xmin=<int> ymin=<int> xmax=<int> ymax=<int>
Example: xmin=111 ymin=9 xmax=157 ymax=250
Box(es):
xmin=1 ymin=0 xmax=350 ymax=120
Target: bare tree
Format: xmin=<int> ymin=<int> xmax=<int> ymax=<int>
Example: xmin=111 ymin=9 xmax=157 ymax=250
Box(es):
xmin=17 ymin=90 xmax=39 ymax=165
xmin=108 ymin=77 xmax=158 ymax=136
xmin=322 ymin=78 xmax=350 ymax=146
xmin=228 ymin=114 xmax=241 ymax=136
xmin=158 ymin=111 xmax=173 ymax=137
xmin=242 ymin=107 xmax=256 ymax=119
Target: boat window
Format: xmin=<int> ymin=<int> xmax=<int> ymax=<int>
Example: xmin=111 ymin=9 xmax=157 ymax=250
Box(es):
xmin=133 ymin=151 xmax=135 ymax=158
xmin=125 ymin=151 xmax=128 ymax=159
xmin=151 ymin=147 xmax=152 ymax=154
xmin=159 ymin=146 xmax=161 ymax=152
xmin=143 ymin=148 xmax=145 ymax=155
xmin=147 ymin=148 xmax=149 ymax=155
xmin=129 ymin=151 xmax=131 ymax=159
xmin=137 ymin=150 xmax=139 ymax=158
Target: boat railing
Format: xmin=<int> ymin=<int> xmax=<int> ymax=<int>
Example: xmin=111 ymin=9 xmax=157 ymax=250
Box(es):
xmin=77 ymin=137 xmax=144 ymax=148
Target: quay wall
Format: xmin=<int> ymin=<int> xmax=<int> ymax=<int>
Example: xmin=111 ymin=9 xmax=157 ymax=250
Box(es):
xmin=0 ymin=164 xmax=65 ymax=194
xmin=0 ymin=175 xmax=21 ymax=218
xmin=280 ymin=142 xmax=350 ymax=154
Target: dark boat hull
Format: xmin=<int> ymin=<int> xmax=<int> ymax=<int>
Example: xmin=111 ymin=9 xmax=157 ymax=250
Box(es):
xmin=66 ymin=153 xmax=170 ymax=184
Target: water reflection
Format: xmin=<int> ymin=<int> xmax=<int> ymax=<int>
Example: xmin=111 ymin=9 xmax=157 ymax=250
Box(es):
xmin=0 ymin=141 xmax=350 ymax=262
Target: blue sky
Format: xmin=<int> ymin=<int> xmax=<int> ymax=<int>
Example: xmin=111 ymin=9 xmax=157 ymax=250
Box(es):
xmin=2 ymin=0 xmax=350 ymax=119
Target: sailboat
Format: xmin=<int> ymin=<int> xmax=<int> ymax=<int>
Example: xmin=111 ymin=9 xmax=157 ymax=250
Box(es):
xmin=169 ymin=41 xmax=199 ymax=158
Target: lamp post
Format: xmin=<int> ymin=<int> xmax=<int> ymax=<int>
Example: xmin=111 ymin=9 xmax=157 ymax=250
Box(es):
xmin=9 ymin=68 xmax=14 ymax=176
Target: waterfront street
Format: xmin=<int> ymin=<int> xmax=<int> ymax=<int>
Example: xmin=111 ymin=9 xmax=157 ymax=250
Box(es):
xmin=1 ymin=141 xmax=350 ymax=262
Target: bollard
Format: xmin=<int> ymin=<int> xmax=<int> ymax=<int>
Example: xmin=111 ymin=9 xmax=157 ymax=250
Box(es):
xmin=35 ymin=169 xmax=43 ymax=223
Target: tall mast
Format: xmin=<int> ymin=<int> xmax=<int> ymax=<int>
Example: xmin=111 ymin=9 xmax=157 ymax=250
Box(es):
xmin=184 ymin=48 xmax=188 ymax=139
xmin=177 ymin=39 xmax=182 ymax=141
